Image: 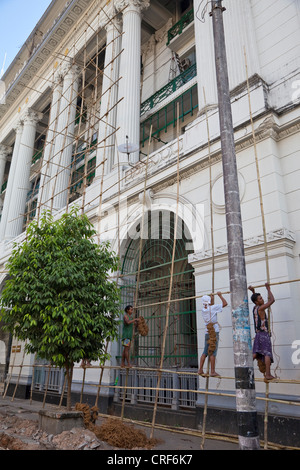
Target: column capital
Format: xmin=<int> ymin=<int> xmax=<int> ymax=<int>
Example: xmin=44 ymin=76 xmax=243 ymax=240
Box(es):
xmin=0 ymin=144 xmax=12 ymax=159
xmin=51 ymin=70 xmax=63 ymax=90
xmin=100 ymin=14 xmax=122 ymax=32
xmin=14 ymin=120 xmax=24 ymax=134
xmin=22 ymin=108 xmax=43 ymax=126
xmin=60 ymin=59 xmax=81 ymax=81
xmin=115 ymin=0 xmax=150 ymax=14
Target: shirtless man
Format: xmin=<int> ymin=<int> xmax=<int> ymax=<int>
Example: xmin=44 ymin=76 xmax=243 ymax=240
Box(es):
xmin=248 ymin=283 xmax=275 ymax=381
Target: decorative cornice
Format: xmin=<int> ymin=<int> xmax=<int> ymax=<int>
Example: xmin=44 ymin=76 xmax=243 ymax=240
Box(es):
xmin=0 ymin=0 xmax=92 ymax=123
xmin=188 ymin=228 xmax=296 ymax=265
xmin=22 ymin=108 xmax=43 ymax=125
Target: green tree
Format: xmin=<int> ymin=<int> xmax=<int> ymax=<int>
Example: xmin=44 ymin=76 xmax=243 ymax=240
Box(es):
xmin=0 ymin=208 xmax=121 ymax=410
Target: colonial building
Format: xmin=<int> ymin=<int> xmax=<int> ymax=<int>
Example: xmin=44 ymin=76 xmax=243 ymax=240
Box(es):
xmin=0 ymin=0 xmax=299 ymax=440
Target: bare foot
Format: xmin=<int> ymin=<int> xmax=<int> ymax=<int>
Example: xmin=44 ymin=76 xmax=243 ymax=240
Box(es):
xmin=198 ymin=370 xmax=208 ymax=377
xmin=210 ymin=372 xmax=220 ymax=377
xmin=264 ymin=374 xmax=276 ymax=381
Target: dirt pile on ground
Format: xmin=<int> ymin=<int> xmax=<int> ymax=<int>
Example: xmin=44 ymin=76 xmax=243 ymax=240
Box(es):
xmin=93 ymin=417 xmax=158 ymax=449
xmin=75 ymin=403 xmax=158 ymax=449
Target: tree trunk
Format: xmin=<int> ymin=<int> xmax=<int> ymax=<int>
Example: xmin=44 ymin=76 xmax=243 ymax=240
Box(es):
xmin=65 ymin=364 xmax=74 ymax=411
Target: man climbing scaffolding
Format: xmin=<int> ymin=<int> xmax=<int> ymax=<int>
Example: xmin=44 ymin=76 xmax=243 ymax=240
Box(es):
xmin=248 ymin=283 xmax=276 ymax=381
xmin=121 ymin=305 xmax=138 ymax=368
xmin=198 ymin=292 xmax=228 ymax=377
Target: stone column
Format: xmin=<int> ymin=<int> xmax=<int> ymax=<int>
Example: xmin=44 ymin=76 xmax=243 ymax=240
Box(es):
xmin=49 ymin=60 xmax=80 ymax=211
xmin=5 ymin=109 xmax=43 ymax=239
xmin=96 ymin=16 xmax=122 ymax=177
xmin=115 ymin=0 xmax=149 ymax=165
xmin=37 ymin=71 xmax=63 ymax=213
xmin=194 ymin=0 xmax=260 ymax=112
xmin=193 ymin=0 xmax=218 ymax=110
xmin=0 ymin=145 xmax=11 ymax=192
xmin=0 ymin=145 xmax=12 ymax=217
xmin=0 ymin=121 xmax=23 ymax=240
xmin=222 ymin=0 xmax=260 ymax=90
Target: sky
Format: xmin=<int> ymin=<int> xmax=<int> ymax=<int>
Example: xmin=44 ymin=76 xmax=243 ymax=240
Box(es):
xmin=0 ymin=0 xmax=52 ymax=77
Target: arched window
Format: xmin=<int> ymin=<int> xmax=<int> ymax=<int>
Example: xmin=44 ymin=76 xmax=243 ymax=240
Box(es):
xmin=120 ymin=210 xmax=197 ymax=369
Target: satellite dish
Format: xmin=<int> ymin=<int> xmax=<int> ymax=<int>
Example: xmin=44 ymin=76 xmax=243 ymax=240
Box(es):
xmin=118 ymin=135 xmax=139 ymax=156
xmin=118 ymin=143 xmax=139 ymax=154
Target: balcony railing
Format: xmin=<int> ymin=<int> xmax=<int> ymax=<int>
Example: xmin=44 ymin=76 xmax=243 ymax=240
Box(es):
xmin=1 ymin=180 xmax=7 ymax=194
xmin=141 ymin=63 xmax=197 ymax=116
xmin=140 ymin=83 xmax=198 ymax=148
xmin=32 ymin=149 xmax=43 ymax=164
xmin=167 ymin=8 xmax=194 ymax=46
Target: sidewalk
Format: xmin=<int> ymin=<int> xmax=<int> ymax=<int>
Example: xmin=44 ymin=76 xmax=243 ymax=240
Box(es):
xmin=0 ymin=396 xmax=239 ymax=451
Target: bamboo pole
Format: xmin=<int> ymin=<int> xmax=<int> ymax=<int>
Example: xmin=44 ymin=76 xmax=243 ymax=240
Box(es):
xmin=59 ymin=374 xmax=67 ymax=408
xmin=121 ymin=366 xmax=129 ymax=421
xmin=42 ymin=365 xmax=51 ymax=409
xmin=2 ymin=342 xmax=17 ymax=399
xmin=201 ymin=87 xmax=215 ymax=450
xmin=29 ymin=356 xmax=37 ymax=404
xmin=129 ymin=125 xmax=153 ymax=364
xmin=150 ymin=103 xmax=181 ymax=440
xmin=94 ymin=341 xmax=109 ymax=409
xmin=11 ymin=341 xmax=27 ymax=402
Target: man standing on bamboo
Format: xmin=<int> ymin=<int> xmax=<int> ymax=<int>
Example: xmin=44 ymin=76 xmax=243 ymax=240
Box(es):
xmin=198 ymin=292 xmax=228 ymax=377
xmin=121 ymin=305 xmax=138 ymax=368
xmin=248 ymin=283 xmax=276 ymax=381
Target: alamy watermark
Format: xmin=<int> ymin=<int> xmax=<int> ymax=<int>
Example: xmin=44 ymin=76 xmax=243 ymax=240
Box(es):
xmin=291 ymin=340 xmax=300 ymax=365
xmin=97 ymin=196 xmax=205 ymax=252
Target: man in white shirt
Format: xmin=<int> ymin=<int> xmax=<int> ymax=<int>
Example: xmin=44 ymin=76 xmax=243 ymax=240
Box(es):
xmin=198 ymin=292 xmax=228 ymax=377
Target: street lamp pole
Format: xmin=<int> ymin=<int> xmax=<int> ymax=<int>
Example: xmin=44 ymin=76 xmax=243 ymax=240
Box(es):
xmin=210 ymin=0 xmax=260 ymax=449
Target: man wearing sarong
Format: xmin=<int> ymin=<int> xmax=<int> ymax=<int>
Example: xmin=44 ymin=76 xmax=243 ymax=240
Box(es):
xmin=248 ymin=283 xmax=275 ymax=381
xmin=121 ymin=305 xmax=137 ymax=368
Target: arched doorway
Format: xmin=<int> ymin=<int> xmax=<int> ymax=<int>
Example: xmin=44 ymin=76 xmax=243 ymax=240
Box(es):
xmin=120 ymin=210 xmax=197 ymax=369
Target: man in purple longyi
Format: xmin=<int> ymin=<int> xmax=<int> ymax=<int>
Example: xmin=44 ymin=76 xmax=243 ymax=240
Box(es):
xmin=248 ymin=283 xmax=276 ymax=381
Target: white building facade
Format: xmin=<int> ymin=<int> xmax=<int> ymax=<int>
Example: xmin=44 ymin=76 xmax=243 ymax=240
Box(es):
xmin=0 ymin=0 xmax=299 ymax=439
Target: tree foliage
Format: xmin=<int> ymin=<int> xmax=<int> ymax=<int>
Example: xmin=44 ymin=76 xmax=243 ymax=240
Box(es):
xmin=0 ymin=208 xmax=121 ymax=407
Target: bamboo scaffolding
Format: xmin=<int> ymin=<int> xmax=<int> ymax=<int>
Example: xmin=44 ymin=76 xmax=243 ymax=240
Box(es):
xmin=4 ymin=361 xmax=300 ymax=384
xmin=201 ymin=86 xmax=214 ymax=450
xmin=150 ymin=103 xmax=181 ymax=440
xmin=16 ymin=12 xmax=124 ymax=227
xmin=3 ymin=360 xmax=300 ymax=449
xmin=243 ymin=46 xmax=281 ymax=450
